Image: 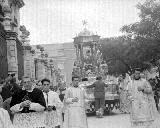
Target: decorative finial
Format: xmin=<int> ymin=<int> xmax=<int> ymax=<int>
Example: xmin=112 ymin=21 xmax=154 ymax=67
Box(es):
xmin=82 ymin=20 xmax=88 ymax=29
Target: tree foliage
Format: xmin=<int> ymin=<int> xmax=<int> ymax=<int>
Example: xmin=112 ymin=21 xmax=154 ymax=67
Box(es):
xmin=100 ymin=0 xmax=160 ymax=75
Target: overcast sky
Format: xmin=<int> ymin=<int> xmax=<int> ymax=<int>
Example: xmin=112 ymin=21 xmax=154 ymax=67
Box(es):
xmin=20 ymin=0 xmax=144 ymax=45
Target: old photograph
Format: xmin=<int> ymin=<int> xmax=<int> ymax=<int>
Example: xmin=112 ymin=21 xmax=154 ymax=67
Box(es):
xmin=1 ymin=0 xmax=160 ymax=128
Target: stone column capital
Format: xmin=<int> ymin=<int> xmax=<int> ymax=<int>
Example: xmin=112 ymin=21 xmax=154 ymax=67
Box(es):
xmin=5 ymin=31 xmax=18 ymax=39
xmin=2 ymin=4 xmax=12 ymax=31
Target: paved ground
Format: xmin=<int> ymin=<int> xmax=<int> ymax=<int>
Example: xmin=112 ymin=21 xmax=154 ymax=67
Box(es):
xmin=87 ymin=105 xmax=160 ymax=128
xmin=87 ymin=109 xmax=131 ymax=128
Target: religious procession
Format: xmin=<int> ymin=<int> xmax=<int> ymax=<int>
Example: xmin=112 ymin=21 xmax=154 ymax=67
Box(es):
xmin=1 ymin=63 xmax=160 ymax=128
xmin=1 ymin=0 xmax=160 ymax=128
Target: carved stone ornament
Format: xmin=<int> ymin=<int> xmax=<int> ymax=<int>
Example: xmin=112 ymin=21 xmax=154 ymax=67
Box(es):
xmin=2 ymin=4 xmax=11 ymax=13
xmin=2 ymin=2 xmax=12 ymax=31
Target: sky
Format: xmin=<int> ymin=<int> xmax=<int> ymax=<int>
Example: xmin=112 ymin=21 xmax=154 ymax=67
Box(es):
xmin=20 ymin=0 xmax=144 ymax=45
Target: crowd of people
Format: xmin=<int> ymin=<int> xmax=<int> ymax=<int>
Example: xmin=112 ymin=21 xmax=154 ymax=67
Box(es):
xmin=0 ymin=74 xmax=67 ymax=128
xmin=0 ymin=67 xmax=160 ymax=128
xmin=0 ymin=73 xmax=91 ymax=128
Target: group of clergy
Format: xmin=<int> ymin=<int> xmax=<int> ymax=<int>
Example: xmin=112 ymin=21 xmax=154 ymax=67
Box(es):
xmin=1 ymin=67 xmax=160 ymax=128
xmin=0 ymin=75 xmax=89 ymax=128
xmin=0 ymin=77 xmax=63 ymax=128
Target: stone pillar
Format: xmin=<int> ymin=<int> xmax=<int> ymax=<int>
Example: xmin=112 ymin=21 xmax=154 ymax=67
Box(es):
xmin=75 ymin=45 xmax=78 ymax=60
xmin=23 ymin=45 xmax=32 ymax=78
xmin=80 ymin=44 xmax=83 ymax=61
xmin=46 ymin=67 xmax=51 ymax=81
xmin=20 ymin=25 xmax=32 ymax=78
xmin=35 ymin=59 xmax=46 ymax=80
xmin=52 ymin=71 xmax=57 ymax=86
xmin=30 ymin=54 xmax=35 ymax=79
xmin=2 ymin=4 xmax=18 ymax=77
xmin=6 ymin=31 xmax=18 ymax=77
xmin=2 ymin=4 xmax=12 ymax=31
xmin=79 ymin=44 xmax=84 ymax=77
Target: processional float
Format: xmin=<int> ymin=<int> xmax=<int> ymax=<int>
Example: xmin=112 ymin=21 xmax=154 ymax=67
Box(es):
xmin=72 ymin=21 xmax=108 ymax=80
xmin=72 ymin=22 xmax=119 ymax=114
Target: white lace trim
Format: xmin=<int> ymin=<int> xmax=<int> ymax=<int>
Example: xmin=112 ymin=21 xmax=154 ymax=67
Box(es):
xmin=13 ymin=111 xmax=58 ymax=128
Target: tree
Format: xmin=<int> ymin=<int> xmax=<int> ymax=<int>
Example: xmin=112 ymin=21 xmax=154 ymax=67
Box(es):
xmin=100 ymin=0 xmax=160 ymax=75
xmin=100 ymin=37 xmax=133 ymax=74
xmin=121 ymin=0 xmax=160 ymax=67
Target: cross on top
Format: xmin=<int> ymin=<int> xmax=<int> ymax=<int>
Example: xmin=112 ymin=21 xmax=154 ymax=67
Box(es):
xmin=82 ymin=20 xmax=88 ymax=29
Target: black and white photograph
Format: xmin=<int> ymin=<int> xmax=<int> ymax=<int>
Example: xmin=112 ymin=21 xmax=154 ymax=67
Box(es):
xmin=1 ymin=0 xmax=160 ymax=128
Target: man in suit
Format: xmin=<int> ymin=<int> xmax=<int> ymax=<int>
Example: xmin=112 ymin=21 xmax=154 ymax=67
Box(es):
xmin=87 ymin=76 xmax=107 ymax=117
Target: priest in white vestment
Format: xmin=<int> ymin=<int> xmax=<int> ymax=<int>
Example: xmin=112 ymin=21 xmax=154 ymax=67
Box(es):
xmin=41 ymin=78 xmax=63 ymax=128
xmin=128 ymin=68 xmax=160 ymax=128
xmin=63 ymin=76 xmax=88 ymax=128
xmin=0 ymin=94 xmax=14 ymax=128
xmin=0 ymin=107 xmax=14 ymax=128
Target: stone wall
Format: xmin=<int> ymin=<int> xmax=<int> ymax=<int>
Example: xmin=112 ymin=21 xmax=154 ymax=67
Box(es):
xmin=6 ymin=32 xmax=18 ymax=76
xmin=23 ymin=46 xmax=32 ymax=78
xmin=1 ymin=0 xmax=25 ymax=79
xmin=16 ymin=39 xmax=24 ymax=79
xmin=39 ymin=43 xmax=76 ymax=85
xmin=35 ymin=59 xmax=46 ymax=80
xmin=0 ymin=23 xmax=8 ymax=78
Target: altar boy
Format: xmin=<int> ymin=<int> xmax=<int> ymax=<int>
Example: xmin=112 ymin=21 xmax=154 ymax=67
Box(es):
xmin=42 ymin=78 xmax=63 ymax=128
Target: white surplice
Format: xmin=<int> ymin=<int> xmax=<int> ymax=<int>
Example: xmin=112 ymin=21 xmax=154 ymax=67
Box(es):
xmin=10 ymin=88 xmax=46 ymax=128
xmin=43 ymin=90 xmax=63 ymax=127
xmin=128 ymin=79 xmax=160 ymax=128
xmin=63 ymin=86 xmax=88 ymax=128
xmin=0 ymin=108 xmax=14 ymax=128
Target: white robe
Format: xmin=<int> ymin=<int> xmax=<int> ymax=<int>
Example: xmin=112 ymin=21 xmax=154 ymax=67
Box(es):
xmin=0 ymin=108 xmax=14 ymax=128
xmin=63 ymin=87 xmax=88 ymax=128
xmin=43 ymin=91 xmax=63 ymax=127
xmin=128 ymin=79 xmax=160 ymax=128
